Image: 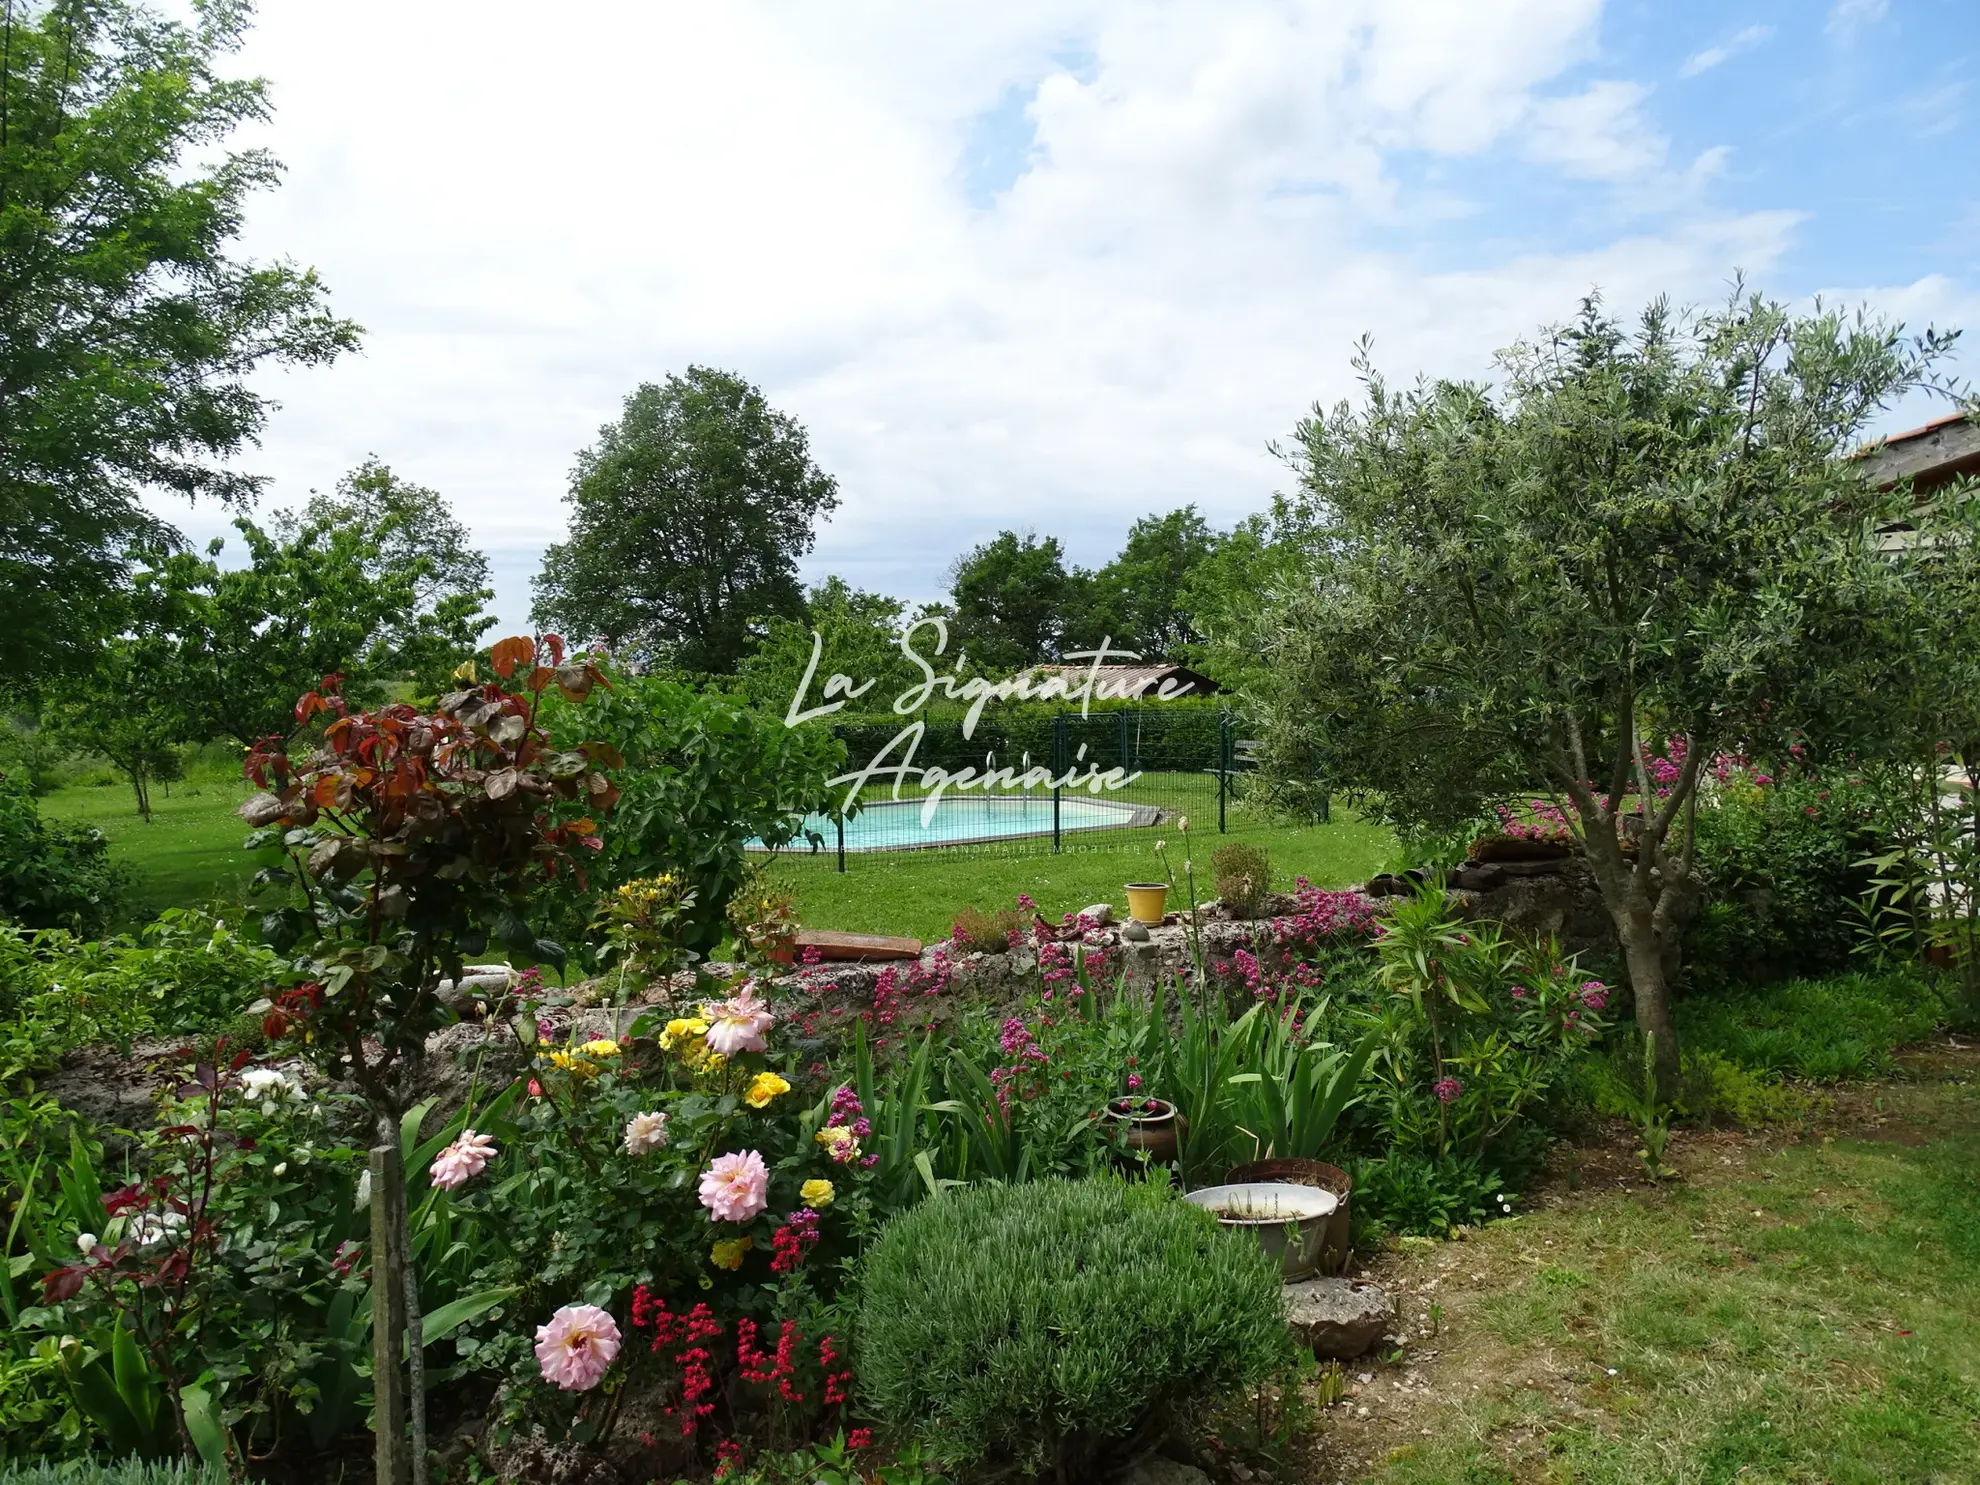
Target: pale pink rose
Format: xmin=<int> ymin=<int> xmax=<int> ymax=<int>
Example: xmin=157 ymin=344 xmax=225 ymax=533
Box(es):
xmin=533 ymin=1303 xmax=621 ymax=1391
xmin=698 ymin=1149 xmax=770 ymax=1222
xmin=429 ymin=1129 xmax=497 ymax=1190
xmin=622 ymin=1110 xmax=670 ymax=1155
xmin=701 ymin=987 xmax=775 ymax=1056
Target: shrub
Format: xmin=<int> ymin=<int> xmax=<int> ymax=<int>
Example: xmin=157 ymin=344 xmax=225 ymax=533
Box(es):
xmin=948 ymin=905 xmax=1027 ymax=954
xmin=1211 ymin=842 xmax=1272 ymax=917
xmin=1686 ymin=772 xmax=1877 ymax=988
xmin=544 ymin=672 xmax=843 ymax=959
xmin=1349 ymin=1150 xmax=1510 ymax=1240
xmin=856 ymin=1177 xmax=1288 ymax=1477
xmin=1676 ymin=968 xmax=1946 ymax=1082
xmin=0 ymin=780 xmax=125 ymax=936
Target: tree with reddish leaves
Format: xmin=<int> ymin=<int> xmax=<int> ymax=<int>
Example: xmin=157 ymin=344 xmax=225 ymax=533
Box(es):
xmin=241 ymin=633 xmax=618 ymax=1117
xmin=239 ymin=633 xmax=619 ymax=1485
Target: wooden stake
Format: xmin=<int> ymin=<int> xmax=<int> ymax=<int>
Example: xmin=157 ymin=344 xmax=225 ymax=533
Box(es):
xmin=370 ymin=1143 xmax=412 ymax=1485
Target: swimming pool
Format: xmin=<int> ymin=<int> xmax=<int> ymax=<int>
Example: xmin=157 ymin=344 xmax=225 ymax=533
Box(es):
xmin=751 ymin=794 xmax=1158 ymax=852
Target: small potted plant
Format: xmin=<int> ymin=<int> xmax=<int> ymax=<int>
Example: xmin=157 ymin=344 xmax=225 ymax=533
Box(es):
xmin=1104 ymin=1095 xmax=1182 ymax=1165
xmin=1124 ymin=882 xmax=1168 ymax=924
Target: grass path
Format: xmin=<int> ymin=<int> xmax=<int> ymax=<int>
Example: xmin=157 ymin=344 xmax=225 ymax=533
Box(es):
xmin=1305 ymin=1041 xmax=1980 ymax=1484
xmin=38 ymin=771 xmax=258 ymax=922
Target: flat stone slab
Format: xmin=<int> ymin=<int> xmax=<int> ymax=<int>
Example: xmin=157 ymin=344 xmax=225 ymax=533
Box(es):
xmin=1283 ymin=1276 xmax=1393 ymax=1359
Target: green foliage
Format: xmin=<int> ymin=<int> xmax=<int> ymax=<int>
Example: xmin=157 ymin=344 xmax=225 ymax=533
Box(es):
xmin=1686 ymin=771 xmax=1875 ymax=988
xmin=1677 ymin=969 xmax=1947 ymax=1082
xmin=0 ymin=911 xmax=290 ymax=1076
xmin=855 ymin=1177 xmax=1289 ymax=1476
xmin=1350 ymin=1150 xmax=1510 ymax=1240
xmin=0 ymin=1460 xmax=222 ymax=1484
xmin=123 ymin=505 xmax=490 ymax=751
xmin=945 ymin=530 xmax=1076 ymax=670
xmin=0 ymin=0 xmax=360 ymax=689
xmin=1250 ymin=290 xmax=1959 ymax=1076
xmin=270 ymin=459 xmax=497 ymax=698
xmin=1212 ymin=841 xmax=1273 ymax=916
xmin=735 ymin=578 xmax=929 ymax=718
xmin=547 ymin=673 xmax=843 ymax=957
xmin=0 ymin=782 xmax=126 ymax=937
xmin=947 ymin=905 xmax=1026 ymax=954
xmin=1067 ymin=505 xmax=1221 ymax=661
xmin=532 ymin=368 xmax=840 ymax=673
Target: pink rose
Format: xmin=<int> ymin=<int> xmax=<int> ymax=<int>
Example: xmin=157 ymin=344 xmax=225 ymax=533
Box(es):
xmin=702 ymin=988 xmax=775 ymax=1056
xmin=698 ymin=1150 xmax=770 ymax=1222
xmin=429 ymin=1129 xmax=497 ymax=1190
xmin=534 ymin=1303 xmax=621 ymax=1391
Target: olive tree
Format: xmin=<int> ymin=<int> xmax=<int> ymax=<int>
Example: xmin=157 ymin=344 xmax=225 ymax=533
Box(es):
xmin=1253 ymin=291 xmax=1958 ymax=1085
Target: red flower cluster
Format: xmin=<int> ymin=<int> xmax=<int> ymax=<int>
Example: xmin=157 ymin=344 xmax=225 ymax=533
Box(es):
xmin=630 ymin=1286 xmax=724 ymax=1436
xmin=769 ymin=1208 xmax=822 ymax=1275
xmin=819 ymin=1333 xmax=854 ymax=1406
xmin=736 ymin=1317 xmax=807 ymax=1402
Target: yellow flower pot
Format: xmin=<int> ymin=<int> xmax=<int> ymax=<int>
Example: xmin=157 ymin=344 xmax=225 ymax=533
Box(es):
xmin=1125 ymin=882 xmax=1169 ymax=924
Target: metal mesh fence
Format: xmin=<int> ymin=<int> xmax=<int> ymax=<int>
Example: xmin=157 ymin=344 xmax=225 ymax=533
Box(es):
xmin=765 ymin=708 xmax=1240 ymax=865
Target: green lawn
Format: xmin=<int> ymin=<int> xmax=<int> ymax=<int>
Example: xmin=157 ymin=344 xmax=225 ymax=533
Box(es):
xmin=1334 ymin=1061 xmax=1980 ymax=1484
xmin=36 ymin=761 xmax=1395 ymax=941
xmin=38 ymin=767 xmax=259 ymax=923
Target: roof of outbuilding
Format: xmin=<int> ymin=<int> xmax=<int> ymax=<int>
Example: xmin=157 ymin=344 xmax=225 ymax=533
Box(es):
xmin=1853 ymin=411 xmax=1980 ymax=493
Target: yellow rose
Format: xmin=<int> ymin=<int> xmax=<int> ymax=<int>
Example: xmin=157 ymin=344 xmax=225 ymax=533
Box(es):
xmin=710 ymin=1236 xmax=751 ymax=1271
xmin=547 ymin=1050 xmax=599 ymax=1079
xmin=799 ymin=1178 xmax=835 ymax=1209
xmin=744 ymin=1072 xmax=792 ymax=1108
xmin=579 ymin=1039 xmax=622 ymax=1058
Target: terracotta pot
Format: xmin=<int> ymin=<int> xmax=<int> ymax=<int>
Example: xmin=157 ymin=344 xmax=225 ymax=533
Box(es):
xmin=1105 ymin=1096 xmax=1181 ymax=1166
xmin=1124 ymin=882 xmax=1169 ymax=924
xmin=762 ymin=933 xmax=797 ymax=967
xmin=1926 ymin=943 xmax=1956 ymax=972
xmin=1226 ymin=1157 xmax=1354 ymax=1273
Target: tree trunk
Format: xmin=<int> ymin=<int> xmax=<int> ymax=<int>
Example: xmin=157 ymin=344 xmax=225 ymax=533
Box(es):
xmin=1614 ymin=900 xmax=1680 ymax=1094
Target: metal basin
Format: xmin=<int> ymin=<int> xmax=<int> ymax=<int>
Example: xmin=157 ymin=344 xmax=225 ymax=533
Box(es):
xmin=1183 ymin=1181 xmax=1340 ymax=1281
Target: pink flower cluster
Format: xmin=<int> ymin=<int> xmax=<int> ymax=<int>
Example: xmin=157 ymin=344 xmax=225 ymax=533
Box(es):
xmin=1268 ymin=882 xmax=1381 ymax=950
xmin=1579 ymin=980 xmax=1609 ymax=1011
xmin=822 ymin=1085 xmax=874 ymax=1166
xmin=1432 ymin=1076 xmax=1464 ymax=1105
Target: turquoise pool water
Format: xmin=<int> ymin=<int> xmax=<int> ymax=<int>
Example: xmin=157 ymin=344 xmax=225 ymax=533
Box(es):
xmin=751 ymin=794 xmax=1147 ymax=852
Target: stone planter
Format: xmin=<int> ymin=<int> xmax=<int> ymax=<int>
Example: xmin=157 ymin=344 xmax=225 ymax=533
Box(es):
xmin=1104 ymin=1096 xmax=1181 ymax=1165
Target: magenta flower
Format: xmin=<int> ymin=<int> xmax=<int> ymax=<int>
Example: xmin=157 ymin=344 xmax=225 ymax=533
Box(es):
xmin=1579 ymin=981 xmax=1609 ymax=1011
xmin=699 ymin=1150 xmax=770 ymax=1222
xmin=1126 ymin=1073 xmax=1142 ymax=1092
xmin=429 ymin=1129 xmax=497 ymax=1190
xmin=1432 ymin=1077 xmax=1463 ymax=1105
xmin=534 ymin=1303 xmax=621 ymax=1391
xmin=702 ymin=988 xmax=775 ymax=1056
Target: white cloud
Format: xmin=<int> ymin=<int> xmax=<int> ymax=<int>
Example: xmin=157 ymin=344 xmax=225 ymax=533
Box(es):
xmin=1680 ymin=24 xmax=1776 ymax=79
xmin=1827 ymin=0 xmax=1891 ymax=40
xmin=1521 ymin=80 xmax=1667 ymax=181
xmin=154 ymin=0 xmax=1933 ymax=626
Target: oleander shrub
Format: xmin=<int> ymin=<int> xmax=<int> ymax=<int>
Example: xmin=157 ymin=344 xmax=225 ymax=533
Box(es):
xmin=855 ymin=1177 xmax=1287 ymax=1477
xmin=1211 ymin=842 xmax=1272 ymax=917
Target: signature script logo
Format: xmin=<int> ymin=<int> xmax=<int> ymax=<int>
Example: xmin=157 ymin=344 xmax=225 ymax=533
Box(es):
xmin=786 ymin=617 xmax=1197 ymax=823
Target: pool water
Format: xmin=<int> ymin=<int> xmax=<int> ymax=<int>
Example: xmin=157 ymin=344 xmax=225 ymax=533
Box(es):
xmin=752 ymin=793 xmax=1151 ymax=852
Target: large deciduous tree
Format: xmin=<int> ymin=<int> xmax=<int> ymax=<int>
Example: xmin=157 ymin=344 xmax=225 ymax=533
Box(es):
xmin=273 ymin=459 xmax=496 ymax=695
xmin=1252 ymin=292 xmax=1958 ymax=1086
xmin=0 ymin=0 xmax=360 ymax=688
xmin=532 ymin=368 xmax=840 ymax=674
xmin=1072 ymin=506 xmax=1220 ymax=661
xmin=947 ymin=530 xmax=1074 ymax=671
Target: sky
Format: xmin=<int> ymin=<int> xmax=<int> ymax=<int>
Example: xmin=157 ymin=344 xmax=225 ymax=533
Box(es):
xmin=169 ymin=0 xmax=1980 ymax=634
